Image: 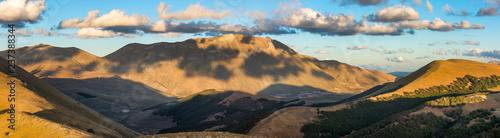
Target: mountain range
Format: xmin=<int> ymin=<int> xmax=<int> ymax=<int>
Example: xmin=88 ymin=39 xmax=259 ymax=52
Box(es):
xmin=3 ymin=34 xmax=500 ymax=137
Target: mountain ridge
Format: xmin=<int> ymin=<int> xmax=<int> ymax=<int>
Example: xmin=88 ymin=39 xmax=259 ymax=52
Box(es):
xmin=3 ymin=34 xmax=395 ymax=98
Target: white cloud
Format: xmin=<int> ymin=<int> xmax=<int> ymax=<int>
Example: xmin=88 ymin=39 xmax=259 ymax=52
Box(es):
xmin=330 ymin=0 xmax=388 ymax=6
xmin=413 ymin=0 xmax=422 ymax=5
xmin=425 ymin=1 xmax=433 ymax=14
xmin=155 ymin=32 xmax=182 ymax=37
xmin=270 ymin=3 xmax=402 ymax=35
xmin=33 ymin=29 xmax=58 ymax=36
xmin=77 ymin=28 xmax=134 ymax=39
xmin=368 ymin=5 xmax=420 ymax=22
xmin=13 ymin=29 xmax=31 ymax=36
xmin=442 ymin=4 xmax=455 ymax=14
xmin=442 ymin=4 xmax=470 ymax=16
xmin=486 ymin=0 xmax=500 ymax=6
xmin=449 ymin=48 xmax=460 ymax=55
xmin=477 ymin=7 xmax=499 ymax=16
xmin=157 ymin=2 xmax=230 ymax=20
xmin=389 ymin=18 xmax=484 ymax=31
xmin=464 ymin=40 xmax=480 ymax=46
xmin=383 ymin=49 xmax=398 ymax=54
xmin=370 ymin=48 xmax=379 ymax=52
xmin=0 ymin=0 xmax=46 ymax=24
xmin=59 ymin=9 xmax=152 ymax=28
xmin=433 ymin=49 xmax=447 ymax=55
xmin=348 ymin=45 xmax=369 ymax=50
xmin=463 ymin=48 xmax=500 ymax=59
xmin=315 ymin=50 xmax=329 ymax=54
xmin=445 ymin=40 xmax=458 ymax=45
xmin=386 ymin=56 xmax=411 ymax=63
xmin=415 ymin=56 xmax=431 ymax=59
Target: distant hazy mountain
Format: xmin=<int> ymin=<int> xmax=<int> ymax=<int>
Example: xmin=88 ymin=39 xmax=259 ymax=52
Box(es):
xmin=0 ymin=57 xmax=139 ymax=137
xmin=389 ymin=71 xmax=413 ymax=81
xmin=489 ymin=60 xmax=500 ymax=65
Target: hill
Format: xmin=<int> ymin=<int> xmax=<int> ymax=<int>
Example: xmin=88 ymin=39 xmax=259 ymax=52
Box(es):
xmin=366 ymin=59 xmax=500 ymax=99
xmin=0 ymin=44 xmax=110 ymax=79
xmin=145 ymin=89 xmax=297 ymax=134
xmin=103 ymin=34 xmax=395 ymax=97
xmin=0 ymin=57 xmax=139 ymax=137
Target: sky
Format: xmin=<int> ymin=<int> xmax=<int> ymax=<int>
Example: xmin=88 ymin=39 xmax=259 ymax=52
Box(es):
xmin=0 ymin=0 xmax=499 ymax=73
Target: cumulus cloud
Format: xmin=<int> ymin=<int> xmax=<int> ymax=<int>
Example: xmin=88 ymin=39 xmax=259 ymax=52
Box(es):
xmin=383 ymin=49 xmax=398 ymax=54
xmin=144 ymin=20 xmax=293 ymax=35
xmin=433 ymin=49 xmax=447 ymax=55
xmin=449 ymin=48 xmax=461 ymax=55
xmin=486 ymin=0 xmax=500 ymax=6
xmin=315 ymin=50 xmax=329 ymax=54
xmin=372 ymin=48 xmax=414 ymax=54
xmin=0 ymin=0 xmax=46 ymax=27
xmin=413 ymin=0 xmax=422 ymax=5
xmin=386 ymin=56 xmax=411 ymax=63
xmin=442 ymin=4 xmax=470 ymax=16
xmin=153 ymin=32 xmax=182 ymax=37
xmin=446 ymin=40 xmax=458 ymax=45
xmin=330 ymin=0 xmax=388 ymax=6
xmin=33 ymin=29 xmax=58 ymax=36
xmin=157 ymin=2 xmax=230 ymax=20
xmin=398 ymin=48 xmax=415 ymax=54
xmin=348 ymin=45 xmax=369 ymax=50
xmin=463 ymin=48 xmax=500 ymax=59
xmin=477 ymin=7 xmax=499 ymax=16
xmin=59 ymin=9 xmax=152 ymax=28
xmin=77 ymin=27 xmax=134 ymax=39
xmin=415 ymin=56 xmax=431 ymax=59
xmin=425 ymin=1 xmax=433 ymax=14
xmin=13 ymin=29 xmax=31 ymax=36
xmin=368 ymin=5 xmax=420 ymax=22
xmin=270 ymin=3 xmax=402 ymax=36
xmin=389 ymin=18 xmax=484 ymax=32
xmin=464 ymin=40 xmax=480 ymax=46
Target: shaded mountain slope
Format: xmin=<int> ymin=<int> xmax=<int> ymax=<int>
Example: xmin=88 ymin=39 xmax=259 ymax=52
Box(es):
xmin=366 ymin=59 xmax=500 ymax=99
xmin=0 ymin=44 xmax=110 ymax=79
xmin=146 ymin=89 xmax=292 ymax=134
xmin=103 ymin=34 xmax=395 ymax=97
xmin=0 ymin=57 xmax=139 ymax=137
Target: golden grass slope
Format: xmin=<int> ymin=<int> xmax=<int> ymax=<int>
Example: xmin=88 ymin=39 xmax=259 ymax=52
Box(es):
xmin=367 ymin=59 xmax=500 ymax=99
xmin=0 ymin=44 xmax=113 ymax=80
xmin=0 ymin=57 xmax=139 ymax=137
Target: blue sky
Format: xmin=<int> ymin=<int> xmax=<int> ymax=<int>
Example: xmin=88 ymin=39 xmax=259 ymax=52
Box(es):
xmin=1 ymin=0 xmax=500 ymax=73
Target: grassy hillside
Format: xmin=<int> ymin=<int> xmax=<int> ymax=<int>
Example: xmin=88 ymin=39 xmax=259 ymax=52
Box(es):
xmin=0 ymin=58 xmax=139 ymax=137
xmin=301 ymin=75 xmax=500 ymax=137
xmin=366 ymin=59 xmax=500 ymax=99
